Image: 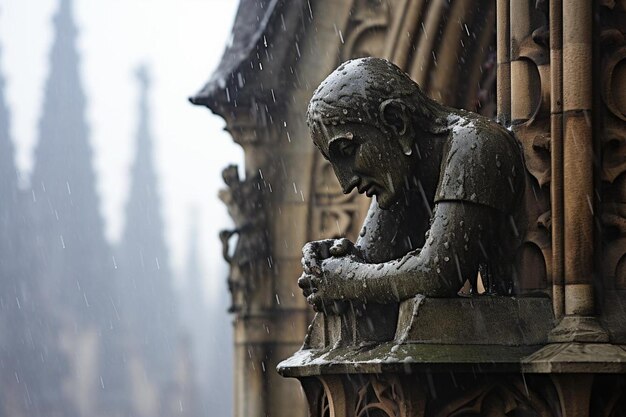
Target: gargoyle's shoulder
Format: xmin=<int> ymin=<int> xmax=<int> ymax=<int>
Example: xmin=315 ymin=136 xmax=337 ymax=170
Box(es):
xmin=451 ymin=114 xmax=518 ymax=154
xmin=435 ymin=114 xmax=524 ymax=214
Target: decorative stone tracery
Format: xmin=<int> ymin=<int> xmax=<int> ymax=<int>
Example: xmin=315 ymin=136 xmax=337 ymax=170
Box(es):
xmin=296 ymin=372 xmax=626 ymax=417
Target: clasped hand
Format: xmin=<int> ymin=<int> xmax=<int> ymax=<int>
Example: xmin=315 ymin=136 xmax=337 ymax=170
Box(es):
xmin=297 ymin=238 xmax=363 ymax=313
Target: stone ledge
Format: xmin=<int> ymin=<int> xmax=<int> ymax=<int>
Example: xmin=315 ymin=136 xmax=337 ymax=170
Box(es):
xmin=278 ymin=342 xmax=539 ymax=377
xmin=278 ymin=296 xmax=626 ymax=378
xmin=277 ymin=342 xmax=626 ymax=377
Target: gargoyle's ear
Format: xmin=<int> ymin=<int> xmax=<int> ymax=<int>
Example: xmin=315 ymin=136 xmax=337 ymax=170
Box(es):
xmin=380 ymin=99 xmax=414 ymax=155
xmin=380 ymin=99 xmax=409 ymax=136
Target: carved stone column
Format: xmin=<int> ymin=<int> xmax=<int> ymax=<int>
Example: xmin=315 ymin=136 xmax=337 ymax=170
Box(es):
xmin=550 ymin=0 xmax=565 ymax=320
xmin=547 ymin=0 xmax=609 ymax=341
xmin=497 ymin=0 xmax=611 ymax=340
xmin=561 ymin=0 xmax=598 ymax=331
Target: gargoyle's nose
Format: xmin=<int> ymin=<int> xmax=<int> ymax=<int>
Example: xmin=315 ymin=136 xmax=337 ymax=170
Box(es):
xmin=340 ymin=175 xmax=360 ymax=194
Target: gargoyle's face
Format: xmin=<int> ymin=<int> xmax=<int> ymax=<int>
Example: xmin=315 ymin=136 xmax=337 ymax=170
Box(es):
xmin=312 ymin=122 xmax=414 ymax=209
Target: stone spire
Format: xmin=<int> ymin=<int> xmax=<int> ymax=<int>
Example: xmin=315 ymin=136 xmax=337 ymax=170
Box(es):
xmin=30 ymin=0 xmax=113 ymax=326
xmin=0 ymin=41 xmax=46 ymax=417
xmin=16 ymin=1 xmax=104 ymax=415
xmin=0 ymin=44 xmax=22 ymax=301
xmin=117 ymin=64 xmax=177 ymax=387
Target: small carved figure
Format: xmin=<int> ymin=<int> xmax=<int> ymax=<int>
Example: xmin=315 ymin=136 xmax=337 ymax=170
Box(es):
xmin=218 ymin=164 xmax=269 ymax=312
xmin=298 ymin=58 xmax=525 ymax=312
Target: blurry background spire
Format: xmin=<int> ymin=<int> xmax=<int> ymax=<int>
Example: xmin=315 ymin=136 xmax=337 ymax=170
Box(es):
xmin=0 ymin=0 xmax=241 ymax=415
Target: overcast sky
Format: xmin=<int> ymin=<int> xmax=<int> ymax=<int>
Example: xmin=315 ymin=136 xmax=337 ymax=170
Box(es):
xmin=0 ymin=0 xmax=242 ymax=300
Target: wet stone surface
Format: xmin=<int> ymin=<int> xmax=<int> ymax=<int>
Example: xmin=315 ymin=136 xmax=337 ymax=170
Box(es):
xmin=298 ymin=57 xmax=525 ymax=317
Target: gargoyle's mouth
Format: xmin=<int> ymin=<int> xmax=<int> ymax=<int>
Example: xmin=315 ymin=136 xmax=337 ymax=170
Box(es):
xmin=358 ymin=182 xmax=378 ymax=197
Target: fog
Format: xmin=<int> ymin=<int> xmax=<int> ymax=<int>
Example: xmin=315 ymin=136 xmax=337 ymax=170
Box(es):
xmin=0 ymin=0 xmax=241 ymax=415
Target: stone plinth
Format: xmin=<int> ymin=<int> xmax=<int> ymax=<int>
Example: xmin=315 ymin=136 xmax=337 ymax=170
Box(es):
xmin=278 ymin=296 xmax=626 ymax=416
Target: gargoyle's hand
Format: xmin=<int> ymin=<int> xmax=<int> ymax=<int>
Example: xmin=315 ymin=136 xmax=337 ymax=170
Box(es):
xmin=297 ymin=272 xmax=317 ymax=298
xmin=301 ymin=238 xmax=360 ymax=276
xmin=299 ymin=252 xmax=367 ymax=314
xmin=300 ymin=272 xmax=349 ymax=315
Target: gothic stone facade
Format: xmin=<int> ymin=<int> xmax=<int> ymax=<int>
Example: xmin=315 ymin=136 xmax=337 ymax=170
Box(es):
xmin=192 ymin=1 xmax=626 ymax=416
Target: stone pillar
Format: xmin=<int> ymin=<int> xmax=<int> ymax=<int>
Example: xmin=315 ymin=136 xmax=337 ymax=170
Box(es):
xmin=563 ymin=0 xmax=594 ymax=317
xmin=549 ymin=0 xmax=608 ymax=341
xmin=550 ymin=0 xmax=565 ymax=320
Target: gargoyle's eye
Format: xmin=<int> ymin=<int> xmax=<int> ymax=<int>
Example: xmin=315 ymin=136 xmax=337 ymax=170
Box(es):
xmin=334 ymin=141 xmax=358 ymax=158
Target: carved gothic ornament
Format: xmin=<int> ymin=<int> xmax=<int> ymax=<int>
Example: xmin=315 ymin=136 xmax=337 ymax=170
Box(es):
xmin=303 ymin=373 xmax=626 ymax=417
xmin=505 ymin=0 xmax=553 ymax=294
xmin=218 ymin=164 xmax=270 ymax=313
xmin=598 ymin=0 xmax=626 ymax=291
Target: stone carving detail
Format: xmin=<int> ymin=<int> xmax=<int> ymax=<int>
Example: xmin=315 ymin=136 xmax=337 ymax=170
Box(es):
xmin=218 ymin=164 xmax=270 ymax=312
xmin=354 ymin=376 xmax=408 ymax=417
xmin=299 ymin=57 xmax=524 ymax=310
xmin=598 ymin=1 xmax=626 ymax=289
xmin=319 ymin=390 xmax=330 ymax=417
xmin=509 ymin=1 xmax=552 ymax=292
xmin=308 ymin=373 xmax=626 ymax=417
xmin=431 ymin=377 xmax=556 ymax=417
xmin=307 ymin=373 xmax=626 ymax=417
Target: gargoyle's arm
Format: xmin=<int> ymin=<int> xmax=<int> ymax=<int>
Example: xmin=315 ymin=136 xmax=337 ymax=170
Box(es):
xmin=308 ymin=201 xmax=499 ymax=306
xmin=355 ymin=192 xmax=430 ymax=263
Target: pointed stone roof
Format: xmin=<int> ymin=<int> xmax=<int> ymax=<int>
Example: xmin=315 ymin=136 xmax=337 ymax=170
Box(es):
xmin=31 ymin=0 xmax=112 ymax=324
xmin=117 ymin=64 xmax=176 ymax=385
xmin=189 ymin=0 xmax=307 ymax=112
